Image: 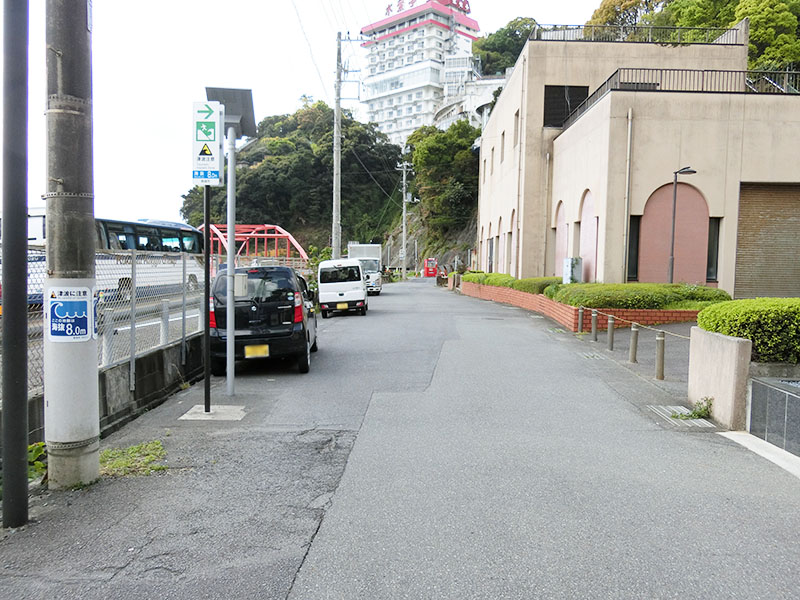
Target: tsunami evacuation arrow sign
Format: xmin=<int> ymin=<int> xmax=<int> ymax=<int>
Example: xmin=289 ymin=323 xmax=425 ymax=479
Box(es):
xmin=192 ymin=100 xmax=224 ymax=186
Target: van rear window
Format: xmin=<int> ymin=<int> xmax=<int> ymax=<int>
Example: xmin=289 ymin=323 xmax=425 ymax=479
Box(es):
xmin=320 ymin=266 xmax=361 ymax=283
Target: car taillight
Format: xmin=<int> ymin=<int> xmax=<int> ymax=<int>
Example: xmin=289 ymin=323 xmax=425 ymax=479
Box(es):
xmin=208 ymin=297 xmax=217 ymax=328
xmin=293 ymin=294 xmax=303 ymax=323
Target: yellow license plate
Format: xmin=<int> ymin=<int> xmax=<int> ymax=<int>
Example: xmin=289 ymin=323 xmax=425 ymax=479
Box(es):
xmin=244 ymin=344 xmax=269 ymax=358
xmin=336 ymin=303 xmax=348 ymax=309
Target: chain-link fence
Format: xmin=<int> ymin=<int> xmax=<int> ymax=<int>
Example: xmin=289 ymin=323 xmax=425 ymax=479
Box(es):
xmin=1 ymin=248 xmax=209 ymax=404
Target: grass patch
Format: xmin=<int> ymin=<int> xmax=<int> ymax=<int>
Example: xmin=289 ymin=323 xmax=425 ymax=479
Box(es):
xmin=100 ymin=440 xmax=167 ymax=477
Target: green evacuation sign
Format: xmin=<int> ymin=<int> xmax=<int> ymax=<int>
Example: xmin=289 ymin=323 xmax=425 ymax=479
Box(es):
xmin=192 ymin=101 xmax=224 ymax=186
xmin=196 ymin=120 xmax=216 ymax=142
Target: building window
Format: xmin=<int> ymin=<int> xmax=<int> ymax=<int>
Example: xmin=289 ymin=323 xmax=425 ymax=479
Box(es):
xmin=416 ymin=91 xmax=422 ymax=98
xmin=627 ymin=215 xmax=641 ymax=281
xmin=707 ymin=217 xmax=721 ymax=282
xmin=543 ymin=85 xmax=589 ymax=127
xmin=513 ymin=110 xmax=520 ymax=146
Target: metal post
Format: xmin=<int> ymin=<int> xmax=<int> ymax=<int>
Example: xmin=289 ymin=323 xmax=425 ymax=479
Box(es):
xmin=160 ymin=299 xmax=170 ymax=346
xmin=203 ymin=185 xmax=211 ymax=412
xmin=129 ymin=250 xmax=137 ymax=391
xmin=226 ymin=126 xmax=236 ymax=396
xmin=2 ymin=0 xmax=29 ymax=527
xmin=577 ymin=307 xmax=584 ymax=333
xmin=43 ymin=0 xmax=99 ymax=490
xmin=101 ymin=319 xmax=113 ymax=367
xmin=629 ymin=324 xmax=639 ymax=363
xmin=668 ymin=171 xmax=678 ymax=283
xmin=655 ymin=331 xmax=665 ymax=380
xmin=331 ymin=32 xmax=342 ymax=259
xmin=607 ymin=315 xmax=615 ymax=351
xmin=591 ymin=310 xmax=598 ymax=342
xmin=181 ymin=252 xmax=186 ymax=365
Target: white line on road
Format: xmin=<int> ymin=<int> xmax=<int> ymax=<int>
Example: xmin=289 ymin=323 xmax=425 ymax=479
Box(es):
xmin=718 ymin=431 xmax=800 ymax=481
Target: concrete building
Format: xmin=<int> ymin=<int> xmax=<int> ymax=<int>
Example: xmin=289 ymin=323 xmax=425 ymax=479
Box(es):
xmin=476 ymin=20 xmax=800 ymax=298
xmin=360 ymin=0 xmax=480 ymax=145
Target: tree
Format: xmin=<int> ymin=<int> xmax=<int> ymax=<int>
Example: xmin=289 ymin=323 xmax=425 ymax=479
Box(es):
xmin=180 ymin=101 xmax=403 ymax=251
xmin=473 ymin=17 xmax=538 ymax=75
xmin=588 ymin=0 xmax=667 ymax=27
xmin=735 ymin=0 xmax=800 ymax=68
xmin=407 ymin=120 xmax=481 ymax=236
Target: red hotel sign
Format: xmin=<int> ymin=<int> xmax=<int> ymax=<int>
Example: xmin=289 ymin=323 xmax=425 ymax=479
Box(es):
xmin=386 ymin=0 xmax=471 ymax=16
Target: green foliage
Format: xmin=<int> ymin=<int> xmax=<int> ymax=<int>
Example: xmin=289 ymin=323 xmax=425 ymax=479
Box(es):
xmin=28 ymin=442 xmax=47 ymax=480
xmin=588 ymin=0 xmax=669 ymax=27
xmin=305 ymin=245 xmax=332 ymax=291
xmin=735 ymin=0 xmax=800 ymax=69
xmin=462 ymin=272 xmax=488 ymax=284
xmin=510 ymin=277 xmax=563 ymax=295
xmin=181 ymin=101 xmax=403 ymax=251
xmin=473 ymin=17 xmax=538 ymax=75
xmin=483 ymin=273 xmax=516 ymax=287
xmin=550 ymin=283 xmax=730 ymax=309
xmin=100 ymin=440 xmax=167 ymax=477
xmin=673 ymin=396 xmax=713 ymax=419
xmin=407 ymin=120 xmax=481 ymax=239
xmin=544 ymin=283 xmax=562 ymax=299
xmin=697 ymin=298 xmax=800 ymax=363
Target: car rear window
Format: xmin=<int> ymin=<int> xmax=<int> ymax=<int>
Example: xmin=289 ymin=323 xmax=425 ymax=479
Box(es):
xmin=320 ymin=266 xmax=361 ymax=283
xmin=213 ymin=269 xmax=297 ymax=301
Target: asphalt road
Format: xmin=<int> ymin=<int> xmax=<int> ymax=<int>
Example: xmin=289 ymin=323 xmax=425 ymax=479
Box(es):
xmin=2 ymin=278 xmax=800 ymax=599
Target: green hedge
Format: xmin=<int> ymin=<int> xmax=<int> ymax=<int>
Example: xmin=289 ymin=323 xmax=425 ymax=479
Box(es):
xmin=462 ymin=272 xmax=487 ymax=284
xmin=549 ymin=283 xmax=730 ymax=309
xmin=483 ymin=273 xmax=516 ymax=287
xmin=698 ymin=298 xmax=800 ymax=363
xmin=510 ymin=277 xmax=562 ymax=295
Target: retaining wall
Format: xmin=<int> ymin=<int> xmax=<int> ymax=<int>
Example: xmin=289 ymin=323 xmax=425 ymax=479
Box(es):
xmin=2 ymin=333 xmax=204 ymax=446
xmin=458 ymin=281 xmax=699 ymax=332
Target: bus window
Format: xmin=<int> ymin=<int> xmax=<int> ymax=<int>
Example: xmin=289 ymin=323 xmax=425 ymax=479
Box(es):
xmin=160 ymin=229 xmax=182 ymax=252
xmin=95 ymin=221 xmax=108 ymax=249
xmin=182 ymin=232 xmax=201 ymax=253
xmin=135 ymin=226 xmax=161 ymax=251
xmin=105 ymin=222 xmax=136 ymax=250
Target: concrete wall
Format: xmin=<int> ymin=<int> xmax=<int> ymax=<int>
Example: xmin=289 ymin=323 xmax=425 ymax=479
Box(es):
xmin=688 ymin=326 xmax=752 ymax=430
xmin=3 ymin=333 xmax=204 ymax=446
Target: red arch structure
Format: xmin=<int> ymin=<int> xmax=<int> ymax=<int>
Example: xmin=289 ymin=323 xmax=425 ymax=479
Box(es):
xmin=198 ymin=224 xmax=309 ymax=264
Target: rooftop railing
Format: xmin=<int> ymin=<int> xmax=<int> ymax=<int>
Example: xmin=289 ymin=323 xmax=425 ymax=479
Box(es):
xmin=531 ymin=24 xmax=741 ymax=45
xmin=562 ymin=68 xmax=800 ymax=129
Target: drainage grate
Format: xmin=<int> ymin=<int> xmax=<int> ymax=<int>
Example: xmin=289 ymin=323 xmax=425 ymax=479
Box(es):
xmin=582 ymin=352 xmax=606 ymax=360
xmin=647 ymin=405 xmax=715 ymax=428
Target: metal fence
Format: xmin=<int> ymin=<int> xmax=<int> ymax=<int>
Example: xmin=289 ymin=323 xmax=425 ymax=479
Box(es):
xmin=563 ymin=68 xmax=800 ymax=128
xmin=531 ymin=24 xmax=740 ymax=45
xmin=0 ymin=248 xmax=210 ymax=403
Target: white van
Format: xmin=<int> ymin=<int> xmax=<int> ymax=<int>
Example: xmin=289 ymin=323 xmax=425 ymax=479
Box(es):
xmin=317 ymin=258 xmax=368 ymax=318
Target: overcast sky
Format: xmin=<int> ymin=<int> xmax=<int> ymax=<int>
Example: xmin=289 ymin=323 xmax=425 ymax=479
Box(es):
xmin=1 ymin=0 xmax=600 ymax=223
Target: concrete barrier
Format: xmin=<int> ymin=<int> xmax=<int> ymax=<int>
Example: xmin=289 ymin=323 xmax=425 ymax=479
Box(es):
xmin=688 ymin=326 xmax=752 ymax=430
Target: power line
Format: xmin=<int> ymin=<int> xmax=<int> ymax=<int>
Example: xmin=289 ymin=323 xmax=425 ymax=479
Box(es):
xmin=290 ymin=0 xmax=332 ymax=102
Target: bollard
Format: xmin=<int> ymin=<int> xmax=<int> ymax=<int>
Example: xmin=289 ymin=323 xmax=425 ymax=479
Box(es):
xmin=629 ymin=324 xmax=639 ymax=364
xmin=577 ymin=307 xmax=584 ymax=333
xmin=607 ymin=315 xmax=615 ymax=351
xmin=160 ymin=299 xmax=171 ymax=345
xmin=591 ymin=310 xmax=598 ymax=342
xmin=655 ymin=331 xmax=665 ymax=380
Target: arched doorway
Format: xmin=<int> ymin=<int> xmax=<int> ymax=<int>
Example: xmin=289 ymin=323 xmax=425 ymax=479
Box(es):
xmin=638 ymin=183 xmax=709 ymax=284
xmin=554 ymin=202 xmax=567 ymax=277
xmin=578 ymin=191 xmax=598 ymax=283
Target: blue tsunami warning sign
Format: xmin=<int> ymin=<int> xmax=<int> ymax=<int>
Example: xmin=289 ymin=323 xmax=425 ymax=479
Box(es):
xmin=47 ymin=287 xmax=91 ymax=342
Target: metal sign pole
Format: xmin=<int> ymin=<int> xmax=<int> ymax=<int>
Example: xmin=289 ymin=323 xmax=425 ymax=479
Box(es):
xmin=226 ymin=126 xmax=236 ymax=396
xmin=203 ymin=185 xmax=211 ymax=412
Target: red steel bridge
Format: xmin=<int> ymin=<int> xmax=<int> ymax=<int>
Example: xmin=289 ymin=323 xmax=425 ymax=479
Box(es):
xmin=198 ymin=224 xmax=309 ymax=267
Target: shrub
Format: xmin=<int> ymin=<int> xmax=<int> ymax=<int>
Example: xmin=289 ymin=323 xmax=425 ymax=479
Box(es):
xmin=462 ymin=272 xmax=487 ymax=284
xmin=510 ymin=277 xmax=562 ymax=295
xmin=697 ymin=298 xmax=800 ymax=363
xmin=551 ymin=282 xmax=729 ymax=309
xmin=483 ymin=273 xmax=516 ymax=288
xmin=544 ymin=282 xmax=561 ymax=299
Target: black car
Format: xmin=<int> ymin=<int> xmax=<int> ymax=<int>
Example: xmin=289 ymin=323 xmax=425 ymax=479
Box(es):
xmin=209 ymin=266 xmax=318 ymax=375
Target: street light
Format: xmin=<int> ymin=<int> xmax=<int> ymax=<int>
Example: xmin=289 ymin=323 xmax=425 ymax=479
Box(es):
xmin=668 ymin=166 xmax=697 ymax=283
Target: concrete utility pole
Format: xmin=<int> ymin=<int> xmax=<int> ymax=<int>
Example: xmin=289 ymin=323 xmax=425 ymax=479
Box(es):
xmin=397 ymin=154 xmax=410 ymax=279
xmin=2 ymin=0 xmax=30 ymax=528
xmin=43 ymin=0 xmax=100 ymax=488
xmin=332 ymin=32 xmax=342 ymax=259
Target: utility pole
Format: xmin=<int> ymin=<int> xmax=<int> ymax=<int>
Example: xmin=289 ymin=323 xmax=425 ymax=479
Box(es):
xmin=332 ymin=32 xmax=342 ymax=258
xmin=43 ymin=0 xmax=100 ymax=488
xmin=397 ymin=153 xmax=410 ymax=279
xmin=2 ymin=0 xmax=30 ymax=527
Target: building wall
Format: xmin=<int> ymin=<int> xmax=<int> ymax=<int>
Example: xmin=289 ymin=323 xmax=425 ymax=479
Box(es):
xmin=477 ymin=30 xmax=749 ymax=278
xmin=549 ymin=90 xmax=800 ymax=295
